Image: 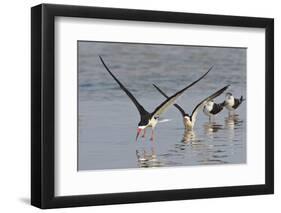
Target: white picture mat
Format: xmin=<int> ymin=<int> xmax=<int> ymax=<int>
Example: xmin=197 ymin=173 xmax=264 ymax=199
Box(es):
xmin=55 ymin=17 xmax=265 ymax=196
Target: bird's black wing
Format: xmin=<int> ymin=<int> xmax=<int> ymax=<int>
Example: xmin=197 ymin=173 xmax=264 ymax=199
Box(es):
xmin=233 ymin=96 xmax=244 ymax=109
xmin=153 ymin=84 xmax=186 ymax=116
xmin=210 ymin=103 xmax=224 ymax=115
xmin=220 ymin=101 xmax=226 ymax=107
xmin=191 ymin=85 xmax=229 ymax=121
xmin=151 ymin=66 xmax=213 ymax=118
xmin=99 ymin=56 xmax=149 ymax=117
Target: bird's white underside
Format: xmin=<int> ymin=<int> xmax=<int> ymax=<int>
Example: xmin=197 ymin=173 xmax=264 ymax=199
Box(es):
xmin=203 ymin=101 xmax=214 ymax=116
xmin=183 ymin=116 xmax=194 ymax=130
xmin=147 ymin=117 xmax=158 ymax=129
xmin=225 ymin=95 xmax=235 ymax=110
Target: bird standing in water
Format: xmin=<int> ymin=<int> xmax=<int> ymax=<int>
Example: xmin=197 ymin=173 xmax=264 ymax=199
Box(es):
xmin=223 ymin=92 xmax=245 ymax=116
xmin=203 ymin=100 xmax=225 ymax=122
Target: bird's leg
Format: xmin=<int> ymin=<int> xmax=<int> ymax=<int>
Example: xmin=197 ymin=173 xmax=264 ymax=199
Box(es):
xmin=142 ymin=128 xmax=146 ymax=138
xmin=150 ymin=128 xmax=155 ymax=141
xmin=209 ymin=116 xmax=212 ymax=123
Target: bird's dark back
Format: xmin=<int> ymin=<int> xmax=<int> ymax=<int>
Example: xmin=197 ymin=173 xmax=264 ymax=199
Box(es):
xmin=233 ymin=97 xmax=244 ymax=109
xmin=210 ymin=103 xmax=224 ymax=114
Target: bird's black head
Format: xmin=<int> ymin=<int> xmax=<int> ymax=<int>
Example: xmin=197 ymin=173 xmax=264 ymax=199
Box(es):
xmin=138 ymin=113 xmax=150 ymax=127
xmin=136 ymin=117 xmax=150 ymax=141
xmin=138 ymin=119 xmax=149 ymax=127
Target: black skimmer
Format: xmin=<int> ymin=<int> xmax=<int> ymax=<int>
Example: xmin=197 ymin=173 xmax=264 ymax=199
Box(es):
xmin=99 ymin=56 xmax=212 ymax=141
xmin=153 ymin=84 xmax=229 ymax=131
xmin=203 ymin=100 xmax=225 ymax=121
xmin=223 ymin=92 xmax=245 ymax=115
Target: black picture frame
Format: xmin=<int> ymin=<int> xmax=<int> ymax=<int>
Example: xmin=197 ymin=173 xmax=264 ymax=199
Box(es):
xmin=31 ymin=3 xmax=274 ymax=209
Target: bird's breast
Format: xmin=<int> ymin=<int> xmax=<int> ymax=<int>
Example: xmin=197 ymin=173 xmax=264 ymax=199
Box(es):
xmin=183 ymin=117 xmax=193 ymax=130
xmin=203 ymin=106 xmax=211 ymax=116
xmin=203 ymin=104 xmax=214 ymax=115
xmin=225 ymin=99 xmax=235 ymax=110
xmin=148 ymin=117 xmax=158 ymax=128
xmin=225 ymin=98 xmax=234 ymax=107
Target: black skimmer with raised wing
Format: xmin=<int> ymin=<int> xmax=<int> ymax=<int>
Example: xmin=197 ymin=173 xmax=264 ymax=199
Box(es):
xmin=153 ymin=84 xmax=229 ymax=131
xmin=203 ymin=100 xmax=225 ymax=121
xmin=99 ymin=56 xmax=212 ymax=141
xmin=223 ymin=92 xmax=245 ymax=115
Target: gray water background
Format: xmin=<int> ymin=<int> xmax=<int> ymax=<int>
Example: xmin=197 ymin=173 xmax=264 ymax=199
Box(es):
xmin=78 ymin=41 xmax=246 ymax=170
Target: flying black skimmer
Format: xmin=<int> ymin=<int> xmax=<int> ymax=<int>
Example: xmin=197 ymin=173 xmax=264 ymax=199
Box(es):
xmin=203 ymin=100 xmax=225 ymax=121
xmin=153 ymin=84 xmax=229 ymax=131
xmin=223 ymin=92 xmax=245 ymax=115
xmin=99 ymin=56 xmax=212 ymax=141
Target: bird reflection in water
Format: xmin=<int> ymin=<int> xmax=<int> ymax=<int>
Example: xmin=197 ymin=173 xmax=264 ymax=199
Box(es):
xmin=225 ymin=114 xmax=243 ymax=130
xmin=203 ymin=121 xmax=223 ymax=136
xmin=136 ymin=145 xmax=164 ymax=168
xmin=224 ymin=114 xmax=243 ymax=144
xmin=181 ymin=129 xmax=198 ymax=144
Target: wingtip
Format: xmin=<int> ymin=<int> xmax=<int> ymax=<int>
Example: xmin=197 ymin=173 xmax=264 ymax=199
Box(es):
xmin=222 ymin=85 xmax=230 ymax=91
xmin=99 ymin=55 xmax=115 ymax=76
xmin=204 ymin=65 xmax=214 ymax=75
xmin=152 ymin=84 xmax=163 ymax=94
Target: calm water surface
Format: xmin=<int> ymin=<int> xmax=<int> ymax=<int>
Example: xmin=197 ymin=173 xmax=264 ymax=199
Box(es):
xmin=78 ymin=41 xmax=246 ymax=170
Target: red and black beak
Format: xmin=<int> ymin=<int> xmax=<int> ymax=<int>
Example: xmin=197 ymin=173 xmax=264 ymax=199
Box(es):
xmin=136 ymin=128 xmax=142 ymax=141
